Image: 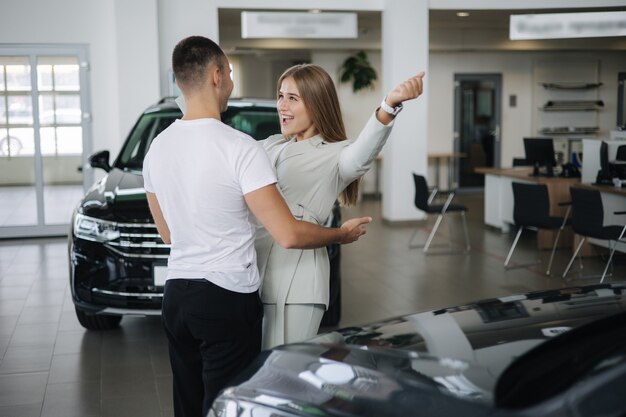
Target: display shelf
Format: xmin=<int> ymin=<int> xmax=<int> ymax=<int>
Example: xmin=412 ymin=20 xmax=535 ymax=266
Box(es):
xmin=539 ymin=126 xmax=599 ymax=135
xmin=532 ymin=61 xmax=601 ymax=140
xmin=541 ymin=82 xmax=603 ymax=90
xmin=541 ymin=100 xmax=604 ymax=111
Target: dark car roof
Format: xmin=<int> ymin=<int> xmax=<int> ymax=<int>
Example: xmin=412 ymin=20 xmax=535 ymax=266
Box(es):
xmin=143 ymin=97 xmax=277 ymax=114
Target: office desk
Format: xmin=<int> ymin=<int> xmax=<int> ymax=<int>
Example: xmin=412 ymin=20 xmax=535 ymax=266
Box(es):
xmin=475 ymin=167 xmax=580 ymax=249
xmin=574 ymin=182 xmax=626 ymax=197
xmin=428 ymin=152 xmax=466 ymax=191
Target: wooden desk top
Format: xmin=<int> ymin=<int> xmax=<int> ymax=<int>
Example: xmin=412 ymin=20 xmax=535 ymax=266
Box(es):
xmin=428 ymin=152 xmax=466 ymax=159
xmin=574 ymin=182 xmax=626 ymax=197
xmin=476 ymin=167 xmax=626 ymax=196
xmin=474 ymin=167 xmax=581 ymax=184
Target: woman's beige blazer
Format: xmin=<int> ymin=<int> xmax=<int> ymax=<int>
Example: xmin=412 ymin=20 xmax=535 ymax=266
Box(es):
xmin=255 ymin=112 xmax=394 ymax=337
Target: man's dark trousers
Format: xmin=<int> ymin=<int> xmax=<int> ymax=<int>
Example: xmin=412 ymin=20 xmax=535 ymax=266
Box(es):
xmin=162 ymin=279 xmax=263 ymax=417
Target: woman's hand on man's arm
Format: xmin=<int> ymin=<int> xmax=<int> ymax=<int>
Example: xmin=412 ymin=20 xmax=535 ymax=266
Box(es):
xmin=244 ymin=184 xmax=371 ymax=249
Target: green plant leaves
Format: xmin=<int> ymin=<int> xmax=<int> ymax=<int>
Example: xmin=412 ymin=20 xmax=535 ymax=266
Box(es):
xmin=340 ymin=50 xmax=377 ymax=93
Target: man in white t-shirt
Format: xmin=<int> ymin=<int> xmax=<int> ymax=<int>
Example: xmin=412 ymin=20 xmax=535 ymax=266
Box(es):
xmin=143 ymin=36 xmax=372 ymax=417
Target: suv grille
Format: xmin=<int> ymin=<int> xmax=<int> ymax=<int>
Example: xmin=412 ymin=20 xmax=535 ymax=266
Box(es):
xmin=105 ymin=222 xmax=170 ymax=259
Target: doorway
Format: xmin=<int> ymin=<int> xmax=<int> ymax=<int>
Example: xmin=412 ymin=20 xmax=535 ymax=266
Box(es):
xmin=0 ymin=45 xmax=92 ymax=238
xmin=454 ymin=74 xmax=502 ymax=189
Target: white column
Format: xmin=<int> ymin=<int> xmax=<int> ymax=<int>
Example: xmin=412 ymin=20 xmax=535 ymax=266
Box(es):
xmin=381 ymin=0 xmax=429 ymax=221
xmin=157 ymin=0 xmax=219 ymax=97
xmin=114 ymin=0 xmax=160 ymax=141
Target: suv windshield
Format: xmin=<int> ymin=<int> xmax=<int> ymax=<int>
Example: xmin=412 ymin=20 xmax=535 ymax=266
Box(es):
xmin=115 ymin=104 xmax=279 ymax=172
xmin=116 ymin=112 xmax=180 ymax=171
xmin=222 ymin=107 xmax=279 ymax=140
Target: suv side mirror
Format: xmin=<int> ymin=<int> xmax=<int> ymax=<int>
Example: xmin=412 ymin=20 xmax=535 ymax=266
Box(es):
xmin=89 ymin=150 xmax=112 ymax=172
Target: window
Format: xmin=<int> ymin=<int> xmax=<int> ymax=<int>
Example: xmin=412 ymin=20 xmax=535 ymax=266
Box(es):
xmin=37 ymin=57 xmax=82 ymax=156
xmin=0 ymin=56 xmax=81 ymax=158
xmin=0 ymin=57 xmax=32 ymax=157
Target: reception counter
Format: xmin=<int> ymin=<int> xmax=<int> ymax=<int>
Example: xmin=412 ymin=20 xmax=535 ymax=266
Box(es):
xmin=476 ymin=167 xmax=626 ymax=253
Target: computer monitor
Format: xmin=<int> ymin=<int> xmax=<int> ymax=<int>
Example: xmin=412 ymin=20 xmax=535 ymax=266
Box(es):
xmin=524 ymin=137 xmax=556 ymax=177
xmin=597 ymin=140 xmax=626 ymax=183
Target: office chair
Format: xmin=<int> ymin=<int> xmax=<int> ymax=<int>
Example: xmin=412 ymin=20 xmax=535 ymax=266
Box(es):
xmin=616 ymin=144 xmax=626 ymax=162
xmin=408 ymin=173 xmax=470 ymax=254
xmin=562 ymin=187 xmax=626 ymax=282
xmin=512 ymin=158 xmax=529 ymax=167
xmin=504 ymin=182 xmax=571 ymax=275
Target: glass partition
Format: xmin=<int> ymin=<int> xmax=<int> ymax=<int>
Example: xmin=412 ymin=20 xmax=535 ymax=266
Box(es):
xmin=0 ymin=47 xmax=90 ymax=237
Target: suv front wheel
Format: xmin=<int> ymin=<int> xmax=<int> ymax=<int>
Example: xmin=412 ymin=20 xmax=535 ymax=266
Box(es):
xmin=75 ymin=307 xmax=122 ymax=330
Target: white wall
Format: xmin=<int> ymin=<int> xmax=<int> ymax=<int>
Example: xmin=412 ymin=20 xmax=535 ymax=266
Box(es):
xmin=428 ymin=50 xmax=625 ymax=177
xmin=157 ymin=0 xmax=219 ymax=96
xmin=237 ymin=55 xmax=275 ymax=99
xmin=114 ymin=1 xmax=161 ymax=145
xmin=0 ymin=0 xmax=160 ymax=161
xmin=381 ymin=0 xmax=429 ymax=221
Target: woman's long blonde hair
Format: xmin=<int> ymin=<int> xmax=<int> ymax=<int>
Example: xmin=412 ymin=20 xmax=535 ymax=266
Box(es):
xmin=277 ymin=64 xmax=360 ymax=206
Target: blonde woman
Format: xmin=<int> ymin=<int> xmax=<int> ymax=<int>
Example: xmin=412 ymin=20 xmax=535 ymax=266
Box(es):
xmin=257 ymin=64 xmax=425 ymax=348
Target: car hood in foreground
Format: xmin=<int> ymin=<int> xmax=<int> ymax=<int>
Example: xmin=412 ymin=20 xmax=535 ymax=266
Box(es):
xmin=217 ymin=284 xmax=626 ymax=417
xmin=219 ymin=344 xmax=507 ymax=417
xmin=79 ymin=168 xmax=150 ymax=222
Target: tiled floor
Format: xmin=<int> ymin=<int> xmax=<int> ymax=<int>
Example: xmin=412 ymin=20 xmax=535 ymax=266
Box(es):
xmin=0 ymin=193 xmax=624 ymax=417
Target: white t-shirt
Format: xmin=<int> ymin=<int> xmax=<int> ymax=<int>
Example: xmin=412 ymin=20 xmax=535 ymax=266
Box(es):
xmin=143 ymin=118 xmax=277 ymax=293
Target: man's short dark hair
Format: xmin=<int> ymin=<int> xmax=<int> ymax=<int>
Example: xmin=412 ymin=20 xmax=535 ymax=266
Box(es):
xmin=172 ymin=36 xmax=226 ymax=91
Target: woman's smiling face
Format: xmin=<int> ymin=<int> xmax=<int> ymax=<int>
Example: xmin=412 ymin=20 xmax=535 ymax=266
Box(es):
xmin=277 ymin=76 xmax=318 ymax=141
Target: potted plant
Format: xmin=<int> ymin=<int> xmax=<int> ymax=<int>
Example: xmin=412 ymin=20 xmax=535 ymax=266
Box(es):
xmin=340 ymin=50 xmax=377 ymax=93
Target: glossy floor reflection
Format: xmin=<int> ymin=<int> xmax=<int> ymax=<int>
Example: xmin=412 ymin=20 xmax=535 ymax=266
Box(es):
xmin=0 ymin=193 xmax=623 ymax=417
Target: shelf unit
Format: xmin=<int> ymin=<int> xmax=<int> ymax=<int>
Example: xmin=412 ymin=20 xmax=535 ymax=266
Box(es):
xmin=539 ymin=126 xmax=599 ymax=135
xmin=536 ymin=80 xmax=602 ymax=136
xmin=532 ymin=60 xmax=602 ymax=163
xmin=541 ymin=100 xmax=604 ymax=112
xmin=541 ymin=82 xmax=603 ymax=90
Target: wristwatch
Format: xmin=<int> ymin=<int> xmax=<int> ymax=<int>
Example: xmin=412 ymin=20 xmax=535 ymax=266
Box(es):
xmin=379 ymin=97 xmax=403 ymax=116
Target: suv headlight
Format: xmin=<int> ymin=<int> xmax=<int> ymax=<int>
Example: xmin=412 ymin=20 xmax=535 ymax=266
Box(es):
xmin=73 ymin=213 xmax=120 ymax=242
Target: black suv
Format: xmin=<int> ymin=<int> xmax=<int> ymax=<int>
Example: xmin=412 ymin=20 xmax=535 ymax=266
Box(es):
xmin=69 ymin=98 xmax=342 ymax=330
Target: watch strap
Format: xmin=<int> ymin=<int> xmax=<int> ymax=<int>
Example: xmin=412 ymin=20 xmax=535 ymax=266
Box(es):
xmin=380 ymin=98 xmax=403 ymax=116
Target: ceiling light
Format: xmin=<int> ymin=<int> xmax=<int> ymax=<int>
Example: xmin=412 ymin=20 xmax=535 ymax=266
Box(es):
xmin=456 ymin=12 xmax=470 ymax=17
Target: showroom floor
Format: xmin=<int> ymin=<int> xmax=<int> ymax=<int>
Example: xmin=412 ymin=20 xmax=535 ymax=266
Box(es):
xmin=0 ymin=193 xmax=623 ymax=417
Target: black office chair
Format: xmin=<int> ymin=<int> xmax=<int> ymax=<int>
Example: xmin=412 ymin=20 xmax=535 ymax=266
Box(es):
xmin=504 ymin=182 xmax=571 ymax=275
xmin=562 ymin=187 xmax=626 ymax=282
xmin=512 ymin=158 xmax=529 ymax=167
xmin=616 ymin=144 xmax=626 ymax=162
xmin=408 ymin=173 xmax=470 ymax=254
